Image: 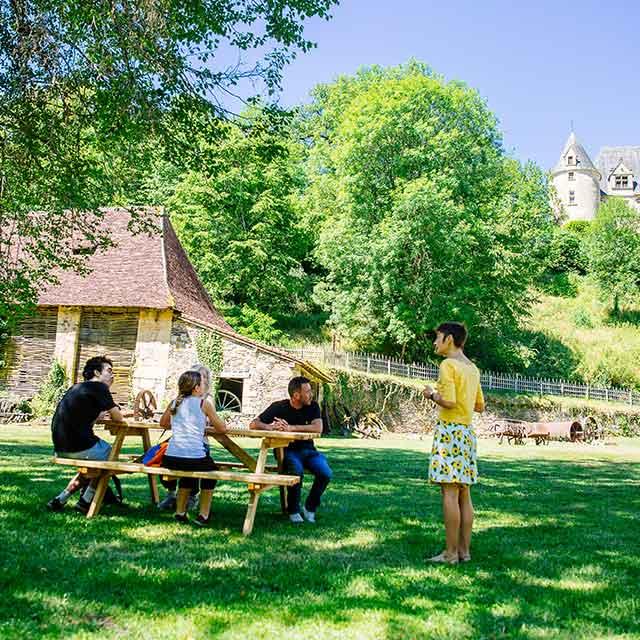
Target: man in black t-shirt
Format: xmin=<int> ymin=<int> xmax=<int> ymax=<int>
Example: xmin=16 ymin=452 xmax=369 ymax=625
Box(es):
xmin=47 ymin=355 xmax=124 ymax=513
xmin=250 ymin=376 xmax=332 ymax=524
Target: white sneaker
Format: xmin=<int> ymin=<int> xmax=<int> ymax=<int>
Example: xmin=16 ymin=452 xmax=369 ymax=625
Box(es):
xmin=302 ymin=507 xmax=316 ymax=523
xmin=289 ymin=512 xmax=304 ymax=524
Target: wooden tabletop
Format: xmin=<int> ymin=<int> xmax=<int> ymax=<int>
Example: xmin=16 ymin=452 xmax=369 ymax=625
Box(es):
xmin=97 ymin=420 xmax=318 ymax=440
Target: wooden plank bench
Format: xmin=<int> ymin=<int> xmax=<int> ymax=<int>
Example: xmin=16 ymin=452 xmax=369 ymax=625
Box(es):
xmin=54 ymin=458 xmax=299 ymax=535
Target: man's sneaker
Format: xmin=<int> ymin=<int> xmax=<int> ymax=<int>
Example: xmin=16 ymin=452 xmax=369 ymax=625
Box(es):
xmin=75 ymin=497 xmax=91 ymax=514
xmin=194 ymin=514 xmax=211 ymax=527
xmin=47 ymin=497 xmax=64 ymax=512
xmin=302 ymin=506 xmax=316 ymax=523
xmin=174 ymin=513 xmax=189 ymax=524
xmin=289 ymin=512 xmax=304 ymax=524
xmin=187 ymin=494 xmax=198 ymax=511
xmin=157 ymin=494 xmax=177 ymax=511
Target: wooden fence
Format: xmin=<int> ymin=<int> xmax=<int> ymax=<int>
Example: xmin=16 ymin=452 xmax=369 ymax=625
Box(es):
xmin=287 ymin=347 xmax=640 ymax=406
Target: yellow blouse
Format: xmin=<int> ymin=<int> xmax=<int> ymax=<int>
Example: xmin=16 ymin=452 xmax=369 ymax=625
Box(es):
xmin=437 ymin=358 xmax=484 ymax=426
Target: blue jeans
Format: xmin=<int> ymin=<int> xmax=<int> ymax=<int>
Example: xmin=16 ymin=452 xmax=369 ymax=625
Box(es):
xmin=283 ymin=448 xmax=332 ymax=514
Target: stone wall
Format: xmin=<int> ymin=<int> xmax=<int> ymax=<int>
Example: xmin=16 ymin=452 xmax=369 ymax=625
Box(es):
xmin=132 ymin=309 xmax=173 ymax=405
xmin=166 ymin=318 xmax=297 ymax=415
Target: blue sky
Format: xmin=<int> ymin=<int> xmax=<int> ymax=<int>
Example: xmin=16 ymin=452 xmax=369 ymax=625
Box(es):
xmin=262 ymin=0 xmax=639 ymax=170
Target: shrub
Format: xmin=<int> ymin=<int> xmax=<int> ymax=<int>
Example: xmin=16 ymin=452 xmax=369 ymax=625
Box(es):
xmin=30 ymin=361 xmax=68 ymax=418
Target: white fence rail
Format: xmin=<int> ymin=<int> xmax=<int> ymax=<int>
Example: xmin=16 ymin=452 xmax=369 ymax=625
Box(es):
xmin=287 ymin=347 xmax=640 ymax=406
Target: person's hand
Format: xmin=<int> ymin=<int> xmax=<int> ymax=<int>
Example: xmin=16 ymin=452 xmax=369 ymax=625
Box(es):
xmin=423 ymin=385 xmax=435 ymax=401
xmin=272 ymin=417 xmax=289 ymax=431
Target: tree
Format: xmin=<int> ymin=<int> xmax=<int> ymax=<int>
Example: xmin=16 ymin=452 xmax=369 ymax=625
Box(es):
xmin=167 ymin=105 xmax=315 ymax=340
xmin=304 ymin=62 xmax=554 ymax=367
xmin=0 ymin=0 xmax=336 ymax=321
xmin=589 ymin=198 xmax=640 ymax=314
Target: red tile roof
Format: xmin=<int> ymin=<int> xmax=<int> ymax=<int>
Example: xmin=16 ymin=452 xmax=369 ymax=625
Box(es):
xmin=38 ymin=208 xmax=233 ymax=331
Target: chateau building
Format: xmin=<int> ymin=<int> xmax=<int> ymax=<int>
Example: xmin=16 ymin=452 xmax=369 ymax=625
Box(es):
xmin=551 ymin=132 xmax=640 ymax=221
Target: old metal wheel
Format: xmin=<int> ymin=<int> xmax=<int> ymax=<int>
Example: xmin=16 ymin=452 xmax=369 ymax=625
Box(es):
xmin=216 ymin=389 xmax=242 ymax=413
xmin=134 ymin=389 xmax=157 ymax=419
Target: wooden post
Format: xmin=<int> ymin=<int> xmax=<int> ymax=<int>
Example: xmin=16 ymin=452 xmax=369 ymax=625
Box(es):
xmin=367 ymin=356 xmax=371 ymax=373
xmin=387 ymin=359 xmax=391 ymax=375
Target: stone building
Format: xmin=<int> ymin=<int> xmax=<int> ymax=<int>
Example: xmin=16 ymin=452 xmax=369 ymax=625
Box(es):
xmin=1 ymin=209 xmax=330 ymax=417
xmin=551 ymin=132 xmax=640 ymax=221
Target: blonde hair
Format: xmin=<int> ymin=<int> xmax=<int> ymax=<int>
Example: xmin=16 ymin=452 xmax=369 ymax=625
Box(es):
xmin=171 ymin=370 xmax=202 ymax=415
xmin=189 ymin=363 xmax=211 ymax=395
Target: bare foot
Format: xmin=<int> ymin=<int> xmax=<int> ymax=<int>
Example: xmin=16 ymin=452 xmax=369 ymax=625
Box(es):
xmin=428 ymin=551 xmax=458 ymax=564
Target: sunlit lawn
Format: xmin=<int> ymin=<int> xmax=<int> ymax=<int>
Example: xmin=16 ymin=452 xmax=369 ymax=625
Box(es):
xmin=1 ymin=424 xmax=639 ymax=639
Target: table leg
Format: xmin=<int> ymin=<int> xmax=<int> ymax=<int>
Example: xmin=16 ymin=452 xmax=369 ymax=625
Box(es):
xmin=241 ymin=442 xmax=272 ymax=535
xmin=87 ymin=433 xmax=125 ymax=518
xmin=274 ymin=447 xmax=287 ymax=514
xmin=141 ymin=430 xmax=159 ymax=505
xmin=211 ymin=433 xmax=257 ymax=471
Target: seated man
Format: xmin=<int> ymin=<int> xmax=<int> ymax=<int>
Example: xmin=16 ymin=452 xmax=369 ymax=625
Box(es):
xmin=47 ymin=355 xmax=124 ymax=513
xmin=250 ymin=376 xmax=332 ymax=523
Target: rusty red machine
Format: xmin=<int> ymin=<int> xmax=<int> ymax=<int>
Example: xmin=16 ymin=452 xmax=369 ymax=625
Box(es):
xmin=490 ymin=416 xmax=601 ymax=445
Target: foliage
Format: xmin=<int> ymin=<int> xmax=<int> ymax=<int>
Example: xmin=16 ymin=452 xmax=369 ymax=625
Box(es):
xmin=588 ymin=197 xmax=640 ymax=314
xmin=302 ymin=62 xmax=555 ymax=369
xmin=0 ymin=0 xmax=336 ymax=313
xmin=323 ymin=368 xmax=435 ymax=435
xmin=30 ymin=360 xmax=68 ymax=418
xmin=222 ymin=304 xmax=284 ymax=345
xmin=3 ymin=423 xmax=640 ymax=639
xmin=194 ymin=330 xmax=223 ymax=392
xmin=525 ymin=276 xmax=640 ymax=389
xmin=167 ymin=105 xmax=317 ymax=324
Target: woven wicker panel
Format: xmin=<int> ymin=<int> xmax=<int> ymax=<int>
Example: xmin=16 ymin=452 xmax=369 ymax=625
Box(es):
xmin=0 ymin=308 xmax=59 ymax=397
xmin=75 ymin=310 xmax=139 ymax=404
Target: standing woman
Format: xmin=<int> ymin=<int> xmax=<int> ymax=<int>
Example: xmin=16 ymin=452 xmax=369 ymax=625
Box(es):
xmin=423 ymin=322 xmax=485 ymax=564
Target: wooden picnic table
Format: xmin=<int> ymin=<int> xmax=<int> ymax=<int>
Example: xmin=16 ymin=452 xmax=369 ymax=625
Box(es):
xmin=54 ymin=420 xmax=316 ymax=535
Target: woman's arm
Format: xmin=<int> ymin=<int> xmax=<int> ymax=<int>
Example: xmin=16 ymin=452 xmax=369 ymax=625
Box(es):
xmin=159 ymin=405 xmax=172 ymax=429
xmin=202 ymin=397 xmax=226 ymax=433
xmin=423 ymin=385 xmax=456 ymax=410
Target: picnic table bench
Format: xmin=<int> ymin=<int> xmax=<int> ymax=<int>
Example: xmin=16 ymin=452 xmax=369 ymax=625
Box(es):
xmin=54 ymin=419 xmax=314 ymax=535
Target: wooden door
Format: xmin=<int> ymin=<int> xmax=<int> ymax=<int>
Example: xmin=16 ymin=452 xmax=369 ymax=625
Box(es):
xmin=75 ymin=310 xmax=139 ymax=404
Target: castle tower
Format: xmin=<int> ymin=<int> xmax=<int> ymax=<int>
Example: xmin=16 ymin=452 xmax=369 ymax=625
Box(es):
xmin=551 ymin=132 xmax=601 ymax=222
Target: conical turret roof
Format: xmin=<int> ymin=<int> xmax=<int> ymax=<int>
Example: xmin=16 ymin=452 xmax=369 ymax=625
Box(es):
xmin=552 ymin=132 xmax=599 ymax=176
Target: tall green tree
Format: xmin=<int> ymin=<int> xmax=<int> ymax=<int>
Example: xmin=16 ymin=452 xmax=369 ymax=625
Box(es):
xmin=167 ymin=106 xmax=315 ymax=340
xmin=589 ymin=197 xmax=640 ymax=314
xmin=0 ymin=0 xmax=336 ymax=321
xmin=304 ymin=62 xmax=554 ymax=367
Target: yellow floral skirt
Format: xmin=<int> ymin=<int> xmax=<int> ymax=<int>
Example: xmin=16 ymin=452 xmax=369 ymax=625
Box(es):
xmin=429 ymin=421 xmax=478 ymax=485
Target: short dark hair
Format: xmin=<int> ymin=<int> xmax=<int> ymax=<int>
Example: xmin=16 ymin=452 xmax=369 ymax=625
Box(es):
xmin=288 ymin=376 xmax=311 ymax=397
xmin=435 ymin=322 xmax=467 ymax=348
xmin=82 ymin=356 xmax=113 ymax=381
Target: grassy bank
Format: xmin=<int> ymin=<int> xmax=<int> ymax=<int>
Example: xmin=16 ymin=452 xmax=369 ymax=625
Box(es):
xmin=1 ymin=424 xmax=639 ymax=639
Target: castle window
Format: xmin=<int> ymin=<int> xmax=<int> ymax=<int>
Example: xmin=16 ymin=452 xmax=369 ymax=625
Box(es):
xmin=569 ymin=190 xmax=576 ymax=204
xmin=614 ymin=175 xmax=629 ymax=189
xmin=567 ymin=155 xmax=575 ymax=166
xmin=568 ymin=171 xmax=575 ymax=181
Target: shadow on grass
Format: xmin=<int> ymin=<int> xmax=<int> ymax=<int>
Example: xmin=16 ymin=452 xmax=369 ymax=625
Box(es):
xmin=1 ymin=441 xmax=639 ymax=639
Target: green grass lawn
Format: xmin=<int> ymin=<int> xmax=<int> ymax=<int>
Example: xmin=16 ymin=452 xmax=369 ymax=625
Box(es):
xmin=1 ymin=425 xmax=639 ymax=640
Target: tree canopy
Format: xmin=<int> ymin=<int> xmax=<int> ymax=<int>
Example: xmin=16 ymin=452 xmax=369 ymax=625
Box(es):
xmin=0 ymin=0 xmax=336 ymax=318
xmin=589 ymin=197 xmax=640 ymax=315
xmin=302 ymin=62 xmax=555 ymax=367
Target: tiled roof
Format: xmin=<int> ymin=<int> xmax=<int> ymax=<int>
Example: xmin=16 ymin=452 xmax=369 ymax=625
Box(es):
xmin=595 ymin=146 xmax=640 ymax=195
xmin=38 ymin=208 xmax=233 ymax=330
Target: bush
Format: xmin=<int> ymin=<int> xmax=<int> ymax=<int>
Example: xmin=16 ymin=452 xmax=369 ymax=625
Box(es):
xmin=30 ymin=361 xmax=68 ymax=418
